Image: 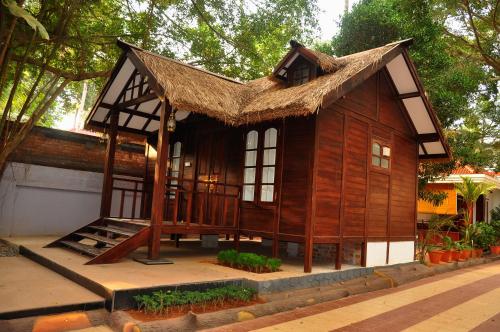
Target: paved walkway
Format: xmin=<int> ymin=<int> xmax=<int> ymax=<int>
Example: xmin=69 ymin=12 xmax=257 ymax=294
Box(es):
xmin=210 ymin=261 xmax=500 ymax=332
xmin=0 ymin=256 xmax=103 ymax=315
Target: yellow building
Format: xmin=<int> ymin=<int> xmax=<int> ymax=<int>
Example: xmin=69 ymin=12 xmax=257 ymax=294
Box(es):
xmin=417 ymin=168 xmax=500 ymax=222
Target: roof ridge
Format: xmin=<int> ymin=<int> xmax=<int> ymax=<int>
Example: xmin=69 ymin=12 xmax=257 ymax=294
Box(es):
xmin=118 ymin=40 xmax=244 ymax=85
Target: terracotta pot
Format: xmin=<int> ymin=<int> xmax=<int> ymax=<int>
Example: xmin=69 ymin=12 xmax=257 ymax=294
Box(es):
xmin=451 ymin=250 xmax=461 ymax=261
xmin=428 ymin=250 xmax=444 ymax=264
xmin=473 ymin=248 xmax=483 ymax=258
xmin=440 ymin=250 xmax=453 ymax=263
xmin=460 ymin=249 xmax=472 ymax=260
xmin=490 ymin=245 xmax=500 ymax=255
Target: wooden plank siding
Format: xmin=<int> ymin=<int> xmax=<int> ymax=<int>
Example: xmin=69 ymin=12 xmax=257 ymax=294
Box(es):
xmin=311 ymin=70 xmax=418 ymax=268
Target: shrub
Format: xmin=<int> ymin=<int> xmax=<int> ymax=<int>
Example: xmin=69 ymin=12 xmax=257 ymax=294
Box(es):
xmin=473 ymin=223 xmax=496 ymax=249
xmin=133 ymin=285 xmax=257 ymax=314
xmin=217 ymin=250 xmax=282 ymax=272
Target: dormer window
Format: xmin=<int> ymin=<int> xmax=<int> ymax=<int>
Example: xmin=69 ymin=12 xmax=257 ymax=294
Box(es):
xmin=292 ymin=63 xmax=310 ymax=86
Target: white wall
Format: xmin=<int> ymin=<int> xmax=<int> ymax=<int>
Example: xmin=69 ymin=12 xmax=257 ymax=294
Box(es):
xmin=0 ymin=162 xmax=142 ymax=237
xmin=366 ymin=242 xmax=387 ymax=267
xmin=388 ymin=241 xmax=415 ymax=265
xmin=366 ymin=241 xmax=415 ymax=267
xmin=486 ymin=190 xmax=500 ymax=221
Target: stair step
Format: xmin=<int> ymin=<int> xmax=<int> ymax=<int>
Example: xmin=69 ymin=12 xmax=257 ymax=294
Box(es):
xmin=59 ymin=240 xmax=105 ymax=257
xmin=104 ymin=218 xmax=150 ymax=228
xmin=88 ymin=225 xmax=136 ymax=237
xmin=75 ymin=232 xmax=120 ymax=246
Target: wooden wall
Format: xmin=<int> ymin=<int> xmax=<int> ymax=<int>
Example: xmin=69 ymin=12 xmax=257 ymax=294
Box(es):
xmin=312 ymin=70 xmax=418 ymax=249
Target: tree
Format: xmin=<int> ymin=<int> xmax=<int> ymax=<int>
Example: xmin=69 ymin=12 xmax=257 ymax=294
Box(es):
xmin=321 ymin=0 xmax=499 ymax=204
xmin=0 ymin=0 xmax=319 ymax=176
xmin=455 ymin=176 xmax=496 ymax=225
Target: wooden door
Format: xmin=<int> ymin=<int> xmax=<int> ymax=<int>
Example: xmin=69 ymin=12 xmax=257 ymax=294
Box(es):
xmin=195 ymin=131 xmax=227 ymax=225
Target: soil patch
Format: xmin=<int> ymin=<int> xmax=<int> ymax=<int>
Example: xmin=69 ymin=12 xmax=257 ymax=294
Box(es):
xmin=126 ymin=298 xmax=264 ymax=322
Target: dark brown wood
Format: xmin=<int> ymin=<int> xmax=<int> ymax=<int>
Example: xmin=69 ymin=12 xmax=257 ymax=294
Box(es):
xmin=100 ymin=110 xmax=118 ymax=217
xmin=148 ymin=100 xmax=171 ymax=259
xmin=304 ymin=114 xmax=319 ymax=273
xmin=397 ymin=92 xmax=421 ymax=99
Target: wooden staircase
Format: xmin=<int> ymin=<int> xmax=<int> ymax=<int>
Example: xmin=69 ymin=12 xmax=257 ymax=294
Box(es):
xmin=45 ymin=218 xmax=151 ymax=264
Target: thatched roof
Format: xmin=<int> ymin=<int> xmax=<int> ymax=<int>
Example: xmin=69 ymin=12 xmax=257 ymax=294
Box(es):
xmin=130 ymin=41 xmax=404 ymax=126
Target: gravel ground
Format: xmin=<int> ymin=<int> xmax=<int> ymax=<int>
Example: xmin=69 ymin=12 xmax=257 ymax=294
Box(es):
xmin=0 ymin=241 xmax=18 ymax=257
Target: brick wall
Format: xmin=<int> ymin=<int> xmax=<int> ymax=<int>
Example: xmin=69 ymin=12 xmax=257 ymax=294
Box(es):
xmin=8 ymin=126 xmax=146 ymax=176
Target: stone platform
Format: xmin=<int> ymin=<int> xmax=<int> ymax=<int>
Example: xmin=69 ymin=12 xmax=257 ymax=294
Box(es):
xmin=3 ymin=236 xmax=372 ymax=311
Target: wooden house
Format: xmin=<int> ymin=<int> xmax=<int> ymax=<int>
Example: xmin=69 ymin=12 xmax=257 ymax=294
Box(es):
xmin=48 ymin=39 xmax=451 ymax=272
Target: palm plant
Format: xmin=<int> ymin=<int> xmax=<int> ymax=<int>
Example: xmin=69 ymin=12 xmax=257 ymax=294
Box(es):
xmin=454 ymin=176 xmax=495 ymax=226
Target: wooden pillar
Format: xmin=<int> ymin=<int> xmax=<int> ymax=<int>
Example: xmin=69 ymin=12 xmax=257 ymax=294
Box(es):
xmin=148 ymin=100 xmax=171 ymax=260
xmin=335 ymin=242 xmax=342 ymax=270
xmin=100 ymin=110 xmax=118 ymax=217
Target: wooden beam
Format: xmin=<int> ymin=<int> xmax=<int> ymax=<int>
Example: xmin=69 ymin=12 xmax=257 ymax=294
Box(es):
xmin=100 ymin=110 xmax=118 ymax=217
xmin=419 ymin=153 xmax=449 ymax=160
xmin=115 ymin=93 xmax=157 ymax=109
xmin=417 ymin=133 xmax=440 ymax=143
xmin=304 ymin=116 xmax=318 ymax=273
xmin=148 ymin=100 xmax=171 ymax=260
xmin=100 ymin=102 xmax=160 ymax=121
xmin=397 ymin=92 xmax=420 ymax=99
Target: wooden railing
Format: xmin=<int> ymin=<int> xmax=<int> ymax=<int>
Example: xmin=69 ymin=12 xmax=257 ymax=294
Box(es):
xmin=111 ymin=175 xmax=145 ymax=219
xmin=164 ymin=176 xmax=241 ymax=228
xmin=110 ymin=175 xmax=241 ymax=229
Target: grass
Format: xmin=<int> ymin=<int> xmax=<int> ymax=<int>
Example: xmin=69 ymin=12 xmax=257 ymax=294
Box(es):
xmin=217 ymin=249 xmax=282 ymax=273
xmin=133 ymin=285 xmax=257 ymax=314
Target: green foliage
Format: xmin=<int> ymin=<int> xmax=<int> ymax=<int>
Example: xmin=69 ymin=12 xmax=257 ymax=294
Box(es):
xmin=455 ymin=176 xmax=496 ymax=225
xmin=327 ymin=0 xmax=499 ymax=174
xmin=217 ymin=249 xmax=282 ymax=273
xmin=2 ymin=0 xmax=48 ymax=39
xmin=473 ymin=223 xmax=497 ymax=249
xmin=441 ymin=236 xmax=454 ymax=250
xmin=417 ymin=214 xmax=454 ymax=262
xmin=490 ymin=207 xmax=500 ymax=222
xmin=133 ymin=285 xmax=257 ymax=314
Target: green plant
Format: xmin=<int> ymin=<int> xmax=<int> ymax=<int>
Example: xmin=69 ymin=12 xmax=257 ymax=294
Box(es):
xmin=442 ymin=236 xmax=454 ymax=250
xmin=473 ymin=223 xmax=496 ymax=249
xmin=491 ymin=220 xmax=500 ymax=245
xmin=417 ymin=214 xmax=454 ymax=263
xmin=133 ymin=285 xmax=257 ymax=315
xmin=455 ymin=177 xmax=496 ymax=225
xmin=490 ymin=207 xmax=500 ymax=221
xmin=267 ymin=258 xmax=282 ymax=272
xmin=217 ymin=250 xmax=282 ymax=272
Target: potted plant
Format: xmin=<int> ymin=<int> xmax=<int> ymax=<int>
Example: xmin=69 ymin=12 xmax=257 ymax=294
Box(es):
xmin=417 ymin=215 xmax=454 ymax=264
xmin=473 ymin=222 xmax=496 ymax=257
xmin=428 ymin=245 xmax=444 ymax=264
xmin=460 ymin=243 xmax=473 ymax=260
xmin=489 ymin=220 xmax=500 ymax=255
xmin=452 ymin=242 xmax=462 ymax=261
xmin=440 ymin=236 xmax=454 ymax=263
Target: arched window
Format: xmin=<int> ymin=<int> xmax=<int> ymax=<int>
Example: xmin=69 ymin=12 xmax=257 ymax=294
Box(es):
xmin=242 ymin=127 xmax=278 ymax=203
xmin=243 ymin=131 xmax=258 ymax=201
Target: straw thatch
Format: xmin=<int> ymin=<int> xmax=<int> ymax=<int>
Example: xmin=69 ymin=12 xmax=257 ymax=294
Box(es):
xmin=133 ymin=41 xmax=403 ymax=126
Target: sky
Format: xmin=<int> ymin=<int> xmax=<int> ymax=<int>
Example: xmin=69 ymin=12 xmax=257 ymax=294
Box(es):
xmin=56 ymin=0 xmax=360 ymax=130
xmin=317 ymin=0 xmax=359 ymax=41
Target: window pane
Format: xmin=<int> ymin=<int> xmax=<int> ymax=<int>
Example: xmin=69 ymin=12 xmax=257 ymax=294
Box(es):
xmin=245 ymin=150 xmax=257 ymax=166
xmin=246 ymin=130 xmax=258 ymax=150
xmin=261 ymin=185 xmax=274 ymax=202
xmin=382 ymin=146 xmax=391 ymax=157
xmin=372 ymin=156 xmax=381 ymax=166
xmin=263 ymin=148 xmax=276 ymax=166
xmin=173 ymin=142 xmax=181 ymax=157
xmin=264 ymin=128 xmax=277 ymax=148
xmin=171 ymin=171 xmax=179 ymax=179
xmin=243 ymin=185 xmax=255 ymax=201
xmin=262 ymin=166 xmax=275 ymax=183
xmin=381 ymin=158 xmax=389 ymax=168
xmin=372 ymin=143 xmax=380 ymax=156
xmin=172 ymin=158 xmax=180 ymax=171
xmin=244 ymin=167 xmax=256 ymax=184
